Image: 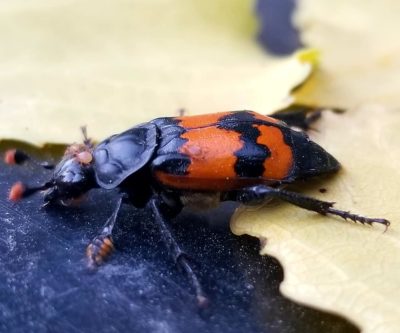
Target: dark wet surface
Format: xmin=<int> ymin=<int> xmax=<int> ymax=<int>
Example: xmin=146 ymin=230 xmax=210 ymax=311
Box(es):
xmin=0 ymin=142 xmax=359 ymax=333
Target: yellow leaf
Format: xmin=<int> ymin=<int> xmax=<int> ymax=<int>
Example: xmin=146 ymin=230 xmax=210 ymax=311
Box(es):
xmin=293 ymin=0 xmax=400 ymax=108
xmin=233 ymin=2 xmax=400 ymax=332
xmin=0 ymin=0 xmax=313 ymax=145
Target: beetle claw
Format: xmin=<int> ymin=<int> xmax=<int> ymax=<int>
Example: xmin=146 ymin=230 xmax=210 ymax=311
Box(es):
xmin=326 ymin=207 xmax=390 ymax=229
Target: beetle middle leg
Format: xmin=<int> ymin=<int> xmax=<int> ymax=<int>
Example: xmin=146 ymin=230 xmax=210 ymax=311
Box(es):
xmin=269 ymin=104 xmax=344 ymax=131
xmin=86 ymin=196 xmax=124 ymax=268
xmin=226 ymin=185 xmax=390 ymax=229
xmin=149 ymin=197 xmax=209 ymax=308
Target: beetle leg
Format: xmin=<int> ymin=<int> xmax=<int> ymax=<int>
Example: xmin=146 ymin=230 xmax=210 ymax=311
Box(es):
xmin=86 ymin=196 xmax=123 ymax=268
xmin=228 ymin=185 xmax=390 ymax=230
xmin=149 ymin=198 xmax=209 ymax=308
xmin=178 ymin=108 xmax=186 ymax=117
xmin=269 ymin=104 xmax=345 ymax=131
xmin=80 ymin=125 xmax=94 ymax=149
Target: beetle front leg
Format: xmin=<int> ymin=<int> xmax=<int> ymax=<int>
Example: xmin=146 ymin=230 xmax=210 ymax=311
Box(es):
xmin=149 ymin=197 xmax=209 ymax=308
xmin=227 ymin=185 xmax=390 ymax=229
xmin=86 ymin=196 xmax=124 ymax=268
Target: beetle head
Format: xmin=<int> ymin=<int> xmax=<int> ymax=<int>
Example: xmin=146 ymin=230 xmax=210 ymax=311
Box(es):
xmin=43 ymin=150 xmax=95 ymax=205
xmin=8 ymin=142 xmax=96 ymax=206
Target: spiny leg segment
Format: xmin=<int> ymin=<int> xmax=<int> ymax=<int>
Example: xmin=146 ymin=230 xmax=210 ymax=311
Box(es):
xmin=227 ymin=185 xmax=390 ymax=230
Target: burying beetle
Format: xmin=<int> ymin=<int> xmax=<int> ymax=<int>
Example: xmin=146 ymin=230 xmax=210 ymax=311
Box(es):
xmin=5 ymin=105 xmax=389 ymax=307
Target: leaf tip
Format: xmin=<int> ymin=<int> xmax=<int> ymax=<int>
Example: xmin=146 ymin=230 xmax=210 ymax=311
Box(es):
xmin=296 ymin=48 xmax=320 ymax=68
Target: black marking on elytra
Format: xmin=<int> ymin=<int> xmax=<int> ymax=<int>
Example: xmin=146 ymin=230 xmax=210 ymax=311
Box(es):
xmin=150 ymin=116 xmax=191 ymax=176
xmin=218 ymin=110 xmax=255 ymax=123
xmin=218 ymin=112 xmax=271 ymax=178
xmin=151 ymin=154 xmax=191 ymax=176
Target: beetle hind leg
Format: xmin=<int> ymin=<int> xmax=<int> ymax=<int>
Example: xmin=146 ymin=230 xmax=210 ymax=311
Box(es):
xmin=149 ymin=198 xmax=209 ymax=308
xmin=227 ymin=185 xmax=390 ymax=230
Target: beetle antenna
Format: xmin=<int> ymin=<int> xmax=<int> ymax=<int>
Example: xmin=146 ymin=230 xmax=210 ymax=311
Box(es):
xmin=8 ymin=181 xmax=53 ymax=202
xmin=80 ymin=125 xmax=93 ymax=148
xmin=4 ymin=149 xmax=54 ymax=170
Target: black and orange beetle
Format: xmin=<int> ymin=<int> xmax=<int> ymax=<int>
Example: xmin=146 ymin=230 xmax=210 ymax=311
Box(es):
xmin=5 ymin=106 xmax=389 ymax=307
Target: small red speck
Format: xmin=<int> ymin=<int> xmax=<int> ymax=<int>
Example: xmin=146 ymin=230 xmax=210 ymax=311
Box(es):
xmin=9 ymin=181 xmax=25 ymax=202
xmin=4 ymin=149 xmax=17 ymax=165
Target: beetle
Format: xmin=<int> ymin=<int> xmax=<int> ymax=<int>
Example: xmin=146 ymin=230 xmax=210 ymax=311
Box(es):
xmin=5 ymin=105 xmax=390 ymax=307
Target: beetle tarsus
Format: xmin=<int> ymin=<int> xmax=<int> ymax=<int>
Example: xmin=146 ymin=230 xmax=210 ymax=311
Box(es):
xmin=86 ymin=197 xmax=123 ymax=268
xmin=86 ymin=234 xmax=115 ymax=269
xmin=326 ymin=207 xmax=390 ymax=230
xmin=177 ymin=254 xmax=209 ymax=309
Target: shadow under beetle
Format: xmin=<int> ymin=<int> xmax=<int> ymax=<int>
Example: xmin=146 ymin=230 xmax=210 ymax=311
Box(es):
xmin=6 ymin=105 xmax=390 ymax=307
